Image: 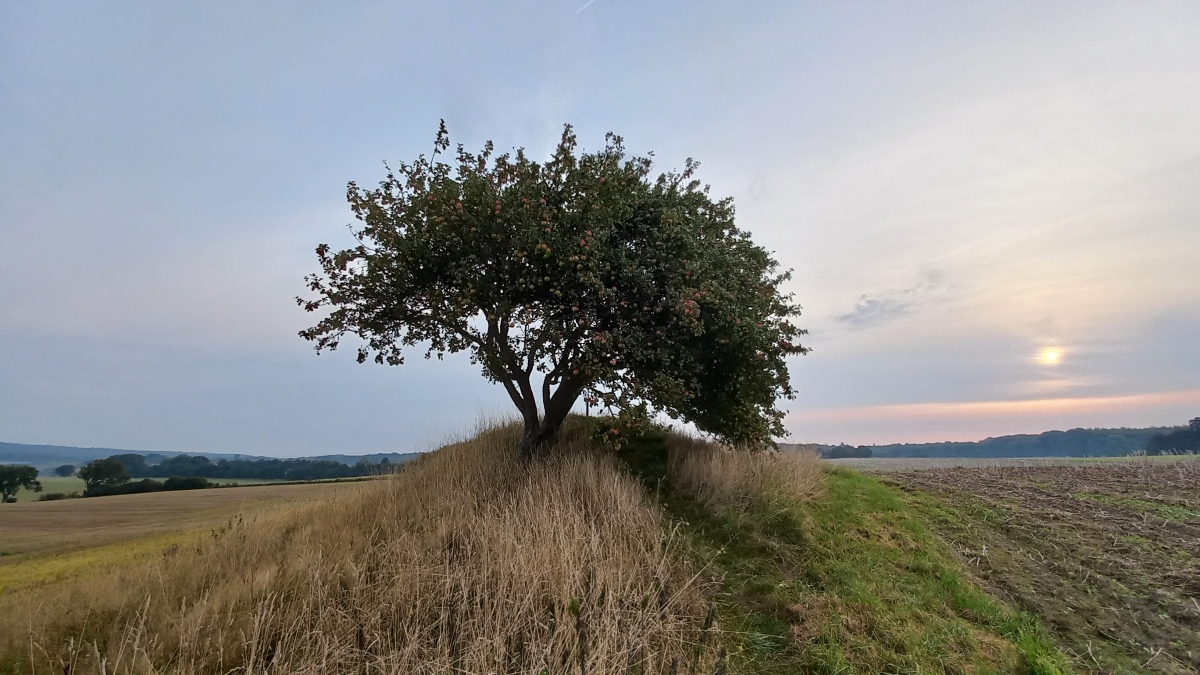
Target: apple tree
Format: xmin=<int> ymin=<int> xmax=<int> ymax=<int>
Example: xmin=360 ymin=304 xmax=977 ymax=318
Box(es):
xmin=299 ymin=123 xmax=807 ymax=458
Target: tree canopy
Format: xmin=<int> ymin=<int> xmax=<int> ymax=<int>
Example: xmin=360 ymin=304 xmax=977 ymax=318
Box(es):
xmin=300 ymin=123 xmax=806 ymax=456
xmin=0 ymin=465 xmax=41 ymax=502
xmin=1147 ymin=419 xmax=1200 ymax=455
xmin=78 ymin=458 xmax=130 ymax=496
xmin=53 ymin=464 xmax=77 ymax=477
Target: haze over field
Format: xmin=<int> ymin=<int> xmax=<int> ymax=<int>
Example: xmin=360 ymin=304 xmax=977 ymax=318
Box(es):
xmin=2 ymin=2 xmax=1198 ymax=454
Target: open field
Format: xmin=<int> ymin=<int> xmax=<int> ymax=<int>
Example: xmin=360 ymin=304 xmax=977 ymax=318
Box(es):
xmin=11 ymin=475 xmax=86 ymax=501
xmin=11 ymin=476 xmax=376 ymax=502
xmin=887 ymin=459 xmax=1200 ymax=674
xmin=0 ymin=480 xmax=372 ymax=578
xmin=828 ymin=454 xmax=1198 ymax=472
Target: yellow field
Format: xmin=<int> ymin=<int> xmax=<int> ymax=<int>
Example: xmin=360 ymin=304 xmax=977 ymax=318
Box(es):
xmin=0 ymin=480 xmax=372 ymax=593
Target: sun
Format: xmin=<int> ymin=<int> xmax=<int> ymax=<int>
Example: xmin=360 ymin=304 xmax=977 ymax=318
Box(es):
xmin=1037 ymin=347 xmax=1064 ymax=365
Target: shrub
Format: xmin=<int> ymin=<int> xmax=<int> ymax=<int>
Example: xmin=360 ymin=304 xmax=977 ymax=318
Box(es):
xmin=37 ymin=492 xmax=72 ymax=501
xmin=163 ymin=476 xmax=213 ymax=491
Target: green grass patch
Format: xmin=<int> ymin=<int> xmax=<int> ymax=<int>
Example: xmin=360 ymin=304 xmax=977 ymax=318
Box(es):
xmin=1076 ymin=492 xmax=1199 ymax=523
xmin=12 ymin=476 xmax=85 ymax=501
xmin=618 ymin=433 xmax=1073 ymax=674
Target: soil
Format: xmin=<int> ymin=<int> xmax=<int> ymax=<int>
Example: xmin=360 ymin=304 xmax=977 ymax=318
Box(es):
xmin=888 ymin=461 xmax=1200 ymax=674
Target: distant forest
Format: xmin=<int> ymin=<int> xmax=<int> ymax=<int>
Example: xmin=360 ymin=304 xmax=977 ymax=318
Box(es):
xmin=0 ymin=441 xmax=419 ymax=473
xmin=817 ymin=426 xmax=1186 ymax=459
xmin=108 ymin=453 xmax=395 ymax=481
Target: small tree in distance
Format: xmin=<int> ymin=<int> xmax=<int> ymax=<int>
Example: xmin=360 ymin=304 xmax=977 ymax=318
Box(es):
xmin=0 ymin=465 xmax=42 ymax=502
xmin=78 ymin=458 xmax=130 ymax=496
xmin=53 ymin=464 xmax=77 ymax=477
xmin=300 ymin=123 xmax=807 ymax=458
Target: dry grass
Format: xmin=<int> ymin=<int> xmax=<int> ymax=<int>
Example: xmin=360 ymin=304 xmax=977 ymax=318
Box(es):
xmin=0 ymin=423 xmax=718 ymax=674
xmin=666 ymin=436 xmax=824 ymax=510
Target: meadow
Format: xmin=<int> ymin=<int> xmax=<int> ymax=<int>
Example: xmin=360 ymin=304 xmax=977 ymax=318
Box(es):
xmin=12 ymin=476 xmax=85 ymax=501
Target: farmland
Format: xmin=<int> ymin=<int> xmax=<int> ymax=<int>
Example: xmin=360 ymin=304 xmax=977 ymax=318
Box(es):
xmin=11 ymin=476 xmax=85 ymax=501
xmin=885 ymin=459 xmax=1200 ymax=674
xmin=0 ymin=480 xmax=371 ymax=593
xmin=4 ymin=434 xmax=1196 ymax=673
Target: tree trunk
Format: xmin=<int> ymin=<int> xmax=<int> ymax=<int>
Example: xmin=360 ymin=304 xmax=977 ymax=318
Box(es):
xmin=516 ymin=377 xmax=585 ymax=461
xmin=517 ymin=424 xmax=560 ymax=461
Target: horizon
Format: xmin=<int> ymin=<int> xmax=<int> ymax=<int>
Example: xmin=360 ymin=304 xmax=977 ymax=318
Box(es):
xmin=3 ymin=417 xmax=1188 ymax=459
xmin=3 ymin=2 xmax=1198 ymax=456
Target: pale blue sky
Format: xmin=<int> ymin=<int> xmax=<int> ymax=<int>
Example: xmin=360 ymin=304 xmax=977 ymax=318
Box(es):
xmin=2 ymin=1 xmax=1198 ymax=455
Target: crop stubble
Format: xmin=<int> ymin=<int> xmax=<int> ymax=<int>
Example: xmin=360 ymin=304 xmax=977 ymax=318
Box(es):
xmin=889 ymin=461 xmax=1199 ymax=674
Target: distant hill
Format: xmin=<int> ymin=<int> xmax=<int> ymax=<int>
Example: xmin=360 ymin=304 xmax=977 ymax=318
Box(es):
xmin=0 ymin=442 xmax=420 ymax=471
xmin=795 ymin=426 xmax=1184 ymax=459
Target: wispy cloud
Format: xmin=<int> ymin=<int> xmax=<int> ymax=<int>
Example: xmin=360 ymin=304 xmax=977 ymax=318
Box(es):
xmin=835 ymin=270 xmax=948 ymax=328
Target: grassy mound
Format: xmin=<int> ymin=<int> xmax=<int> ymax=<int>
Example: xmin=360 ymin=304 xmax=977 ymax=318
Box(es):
xmin=0 ymin=423 xmax=717 ymax=674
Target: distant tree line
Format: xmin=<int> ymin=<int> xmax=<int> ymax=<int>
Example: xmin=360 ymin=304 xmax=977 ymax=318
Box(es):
xmin=819 ymin=444 xmax=873 ymax=459
xmin=861 ymin=427 xmax=1172 ymax=459
xmin=78 ymin=458 xmax=215 ymax=496
xmin=105 ymin=453 xmax=391 ymax=481
xmin=1146 ymin=418 xmax=1200 ymax=455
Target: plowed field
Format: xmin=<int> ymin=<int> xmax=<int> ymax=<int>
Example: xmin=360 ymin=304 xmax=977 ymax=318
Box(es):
xmin=890 ymin=460 xmax=1200 ymax=674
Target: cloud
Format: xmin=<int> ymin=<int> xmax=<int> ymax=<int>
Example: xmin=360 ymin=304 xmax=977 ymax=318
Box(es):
xmin=786 ymin=389 xmax=1200 ymax=445
xmin=835 ymin=270 xmax=948 ymax=328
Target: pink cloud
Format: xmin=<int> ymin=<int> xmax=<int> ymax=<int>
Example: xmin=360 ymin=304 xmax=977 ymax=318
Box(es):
xmin=786 ymin=389 xmax=1200 ymax=445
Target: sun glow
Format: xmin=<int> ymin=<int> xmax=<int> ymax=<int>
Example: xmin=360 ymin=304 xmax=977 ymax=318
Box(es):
xmin=1037 ymin=347 xmax=1064 ymax=366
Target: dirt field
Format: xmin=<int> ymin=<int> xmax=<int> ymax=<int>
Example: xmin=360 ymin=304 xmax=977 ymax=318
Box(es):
xmin=887 ymin=460 xmax=1200 ymax=674
xmin=0 ymin=480 xmax=372 ymax=560
xmin=828 ymin=454 xmax=1198 ymax=472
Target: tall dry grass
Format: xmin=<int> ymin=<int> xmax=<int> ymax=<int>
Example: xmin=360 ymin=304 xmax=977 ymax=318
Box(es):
xmin=0 ymin=422 xmax=719 ymax=674
xmin=666 ymin=435 xmax=824 ymax=510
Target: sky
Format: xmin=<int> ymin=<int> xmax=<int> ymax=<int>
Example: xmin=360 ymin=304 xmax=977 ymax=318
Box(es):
xmin=2 ymin=1 xmax=1198 ymax=456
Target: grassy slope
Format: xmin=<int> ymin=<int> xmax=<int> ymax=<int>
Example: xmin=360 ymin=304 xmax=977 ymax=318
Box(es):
xmin=621 ymin=431 xmax=1073 ymax=674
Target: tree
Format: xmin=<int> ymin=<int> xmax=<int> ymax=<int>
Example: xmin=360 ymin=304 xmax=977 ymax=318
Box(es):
xmin=300 ymin=123 xmax=807 ymax=457
xmin=1146 ymin=420 xmax=1200 ymax=455
xmin=0 ymin=465 xmax=42 ymax=502
xmin=78 ymin=458 xmax=130 ymax=496
xmin=108 ymin=453 xmax=148 ymax=477
xmin=53 ymin=464 xmax=77 ymax=477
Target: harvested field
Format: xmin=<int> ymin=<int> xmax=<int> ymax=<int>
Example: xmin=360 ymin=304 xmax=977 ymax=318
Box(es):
xmin=888 ymin=459 xmax=1200 ymax=674
xmin=829 ymin=454 xmax=1198 ymax=472
xmin=0 ymin=480 xmax=372 ymax=560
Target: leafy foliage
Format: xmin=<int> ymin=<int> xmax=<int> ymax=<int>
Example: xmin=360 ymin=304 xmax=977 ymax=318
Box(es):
xmin=0 ymin=464 xmax=41 ymax=502
xmin=78 ymin=458 xmax=130 ymax=496
xmin=300 ymin=123 xmax=806 ymax=454
xmin=53 ymin=464 xmax=76 ymax=477
xmin=1147 ymin=418 xmax=1200 ymax=454
xmin=863 ymin=427 xmax=1174 ymax=458
xmin=107 ymin=453 xmax=387 ymax=481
